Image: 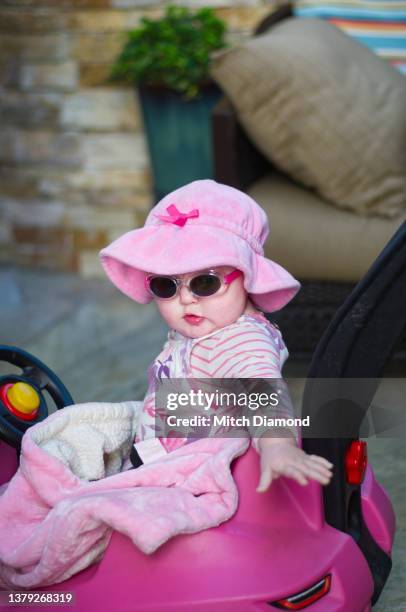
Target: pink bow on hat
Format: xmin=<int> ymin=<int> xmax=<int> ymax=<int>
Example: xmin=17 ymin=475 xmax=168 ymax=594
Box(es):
xmin=155 ymin=204 xmax=199 ymax=227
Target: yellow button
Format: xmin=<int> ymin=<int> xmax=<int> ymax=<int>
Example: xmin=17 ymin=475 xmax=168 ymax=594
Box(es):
xmin=7 ymin=382 xmax=40 ymax=414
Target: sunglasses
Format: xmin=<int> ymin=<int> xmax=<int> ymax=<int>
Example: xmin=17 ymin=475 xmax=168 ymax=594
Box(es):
xmin=145 ymin=269 xmax=243 ymax=300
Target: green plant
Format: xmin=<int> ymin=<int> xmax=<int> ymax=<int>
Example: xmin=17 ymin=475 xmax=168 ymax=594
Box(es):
xmin=111 ymin=5 xmax=227 ymax=99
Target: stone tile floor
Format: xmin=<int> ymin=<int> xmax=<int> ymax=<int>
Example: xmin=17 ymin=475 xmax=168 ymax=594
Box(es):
xmin=0 ymin=265 xmax=405 ymax=610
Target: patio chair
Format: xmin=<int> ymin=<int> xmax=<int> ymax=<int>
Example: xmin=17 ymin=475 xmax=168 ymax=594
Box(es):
xmin=211 ymin=4 xmax=406 ymax=359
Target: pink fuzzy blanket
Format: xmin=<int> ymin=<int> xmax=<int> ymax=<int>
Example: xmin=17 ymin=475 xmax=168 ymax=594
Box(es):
xmin=0 ymin=402 xmax=249 ymax=589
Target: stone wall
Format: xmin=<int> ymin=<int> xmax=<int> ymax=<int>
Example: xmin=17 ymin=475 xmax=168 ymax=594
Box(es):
xmin=0 ymin=0 xmax=278 ymax=276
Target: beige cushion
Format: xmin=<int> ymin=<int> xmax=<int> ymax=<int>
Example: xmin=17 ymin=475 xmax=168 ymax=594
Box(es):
xmin=250 ymin=172 xmax=406 ymax=282
xmin=211 ymin=18 xmax=406 ymax=219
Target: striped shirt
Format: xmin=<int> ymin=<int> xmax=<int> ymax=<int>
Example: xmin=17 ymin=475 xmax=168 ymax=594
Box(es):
xmin=190 ymin=315 xmax=294 ymax=446
xmin=133 ymin=313 xmax=295 ymax=462
xmin=190 ymin=314 xmax=287 ymax=379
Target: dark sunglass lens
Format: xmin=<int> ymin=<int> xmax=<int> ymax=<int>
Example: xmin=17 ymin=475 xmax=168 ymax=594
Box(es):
xmin=149 ymin=277 xmax=177 ymax=298
xmin=190 ymin=274 xmax=221 ymax=297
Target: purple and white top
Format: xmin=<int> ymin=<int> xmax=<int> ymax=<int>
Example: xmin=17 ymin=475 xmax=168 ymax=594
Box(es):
xmin=134 ymin=313 xmax=291 ymax=461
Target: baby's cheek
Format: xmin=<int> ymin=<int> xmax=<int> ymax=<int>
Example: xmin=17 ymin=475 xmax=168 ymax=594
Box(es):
xmin=154 ymin=299 xmax=179 ymax=328
xmin=211 ymin=286 xmax=247 ymax=327
xmin=211 ymin=308 xmax=240 ymax=330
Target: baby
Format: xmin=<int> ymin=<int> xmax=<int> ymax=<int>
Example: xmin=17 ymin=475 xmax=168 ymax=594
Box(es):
xmin=100 ymin=180 xmax=332 ymax=492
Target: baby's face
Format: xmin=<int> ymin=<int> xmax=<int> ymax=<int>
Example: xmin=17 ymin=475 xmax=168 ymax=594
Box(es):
xmin=150 ymin=266 xmax=248 ymax=339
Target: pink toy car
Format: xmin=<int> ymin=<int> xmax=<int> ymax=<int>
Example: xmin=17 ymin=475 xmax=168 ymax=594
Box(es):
xmin=1 ymin=221 xmax=405 ymax=611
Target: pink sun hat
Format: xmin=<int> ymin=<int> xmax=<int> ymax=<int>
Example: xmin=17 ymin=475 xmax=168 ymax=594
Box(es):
xmin=99 ymin=179 xmax=300 ymax=313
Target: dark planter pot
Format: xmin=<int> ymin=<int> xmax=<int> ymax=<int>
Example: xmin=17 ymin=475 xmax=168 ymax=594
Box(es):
xmin=137 ymin=82 xmax=221 ymax=201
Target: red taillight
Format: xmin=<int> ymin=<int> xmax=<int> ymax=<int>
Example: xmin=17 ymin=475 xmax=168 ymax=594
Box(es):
xmin=271 ymin=574 xmax=331 ymax=610
xmin=345 ymin=440 xmax=367 ymax=485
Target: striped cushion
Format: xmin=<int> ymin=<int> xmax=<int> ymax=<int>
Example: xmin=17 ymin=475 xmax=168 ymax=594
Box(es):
xmin=294 ymin=1 xmax=406 ymax=74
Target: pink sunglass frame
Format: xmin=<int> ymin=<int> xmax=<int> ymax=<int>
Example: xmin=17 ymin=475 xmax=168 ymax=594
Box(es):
xmin=144 ymin=269 xmax=243 ymax=300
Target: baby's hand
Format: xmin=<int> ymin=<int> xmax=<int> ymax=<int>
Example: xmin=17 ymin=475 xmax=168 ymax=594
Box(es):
xmin=256 ymin=437 xmax=333 ymax=493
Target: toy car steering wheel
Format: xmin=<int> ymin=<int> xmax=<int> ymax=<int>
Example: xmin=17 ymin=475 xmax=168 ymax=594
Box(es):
xmin=0 ymin=345 xmax=74 ymax=449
